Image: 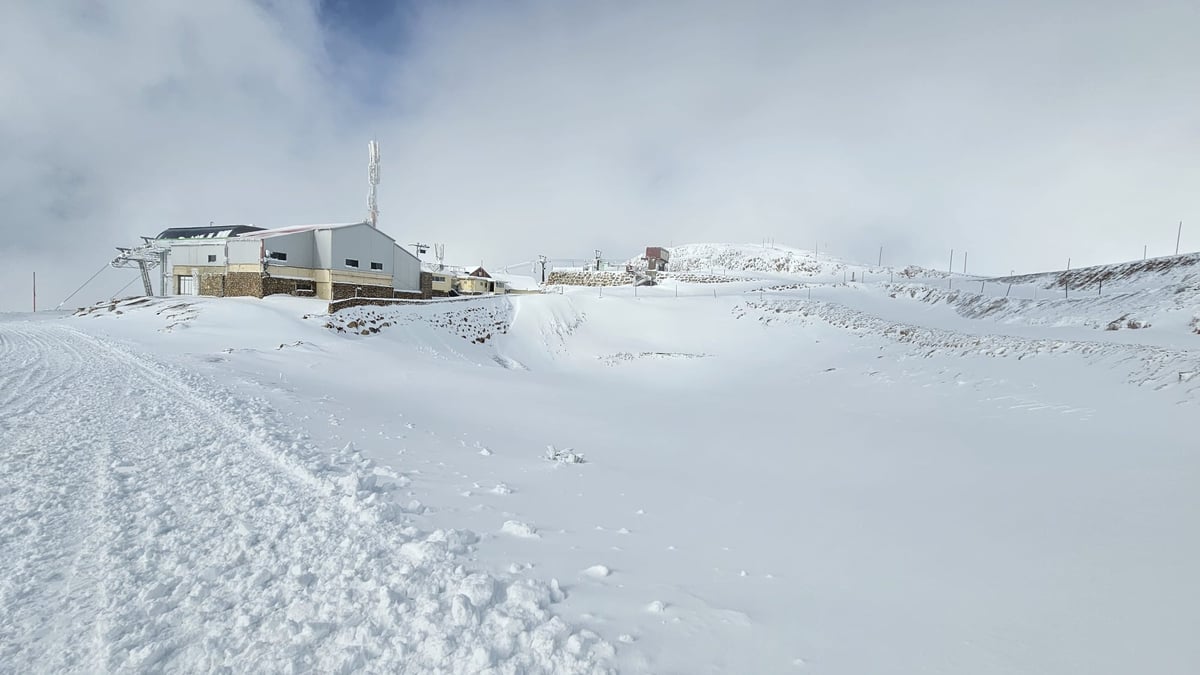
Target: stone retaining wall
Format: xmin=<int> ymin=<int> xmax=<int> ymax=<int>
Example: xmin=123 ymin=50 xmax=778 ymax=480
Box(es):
xmin=547 ymin=270 xmax=635 ymax=286
xmin=328 ymin=294 xmax=494 ymax=314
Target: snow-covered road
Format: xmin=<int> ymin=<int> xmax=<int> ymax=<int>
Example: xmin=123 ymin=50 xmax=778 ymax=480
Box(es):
xmin=0 ymin=322 xmax=611 ymax=674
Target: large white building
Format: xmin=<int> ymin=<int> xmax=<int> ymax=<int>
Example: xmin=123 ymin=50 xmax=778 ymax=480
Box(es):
xmin=163 ymin=221 xmax=422 ymax=301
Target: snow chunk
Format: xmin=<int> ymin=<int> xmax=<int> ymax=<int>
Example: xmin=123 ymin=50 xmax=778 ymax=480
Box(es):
xmin=582 ymin=565 xmax=611 ymax=578
xmin=544 ymin=445 xmax=586 ymax=464
xmin=500 ymin=520 xmax=540 ymax=539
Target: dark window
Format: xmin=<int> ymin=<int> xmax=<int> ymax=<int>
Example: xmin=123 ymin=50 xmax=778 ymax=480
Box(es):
xmin=433 ymin=275 xmax=446 ymax=282
xmin=269 ymin=251 xmax=287 ymax=261
xmin=345 ymin=258 xmax=359 ymax=268
xmin=370 ymin=261 xmax=383 ymax=270
xmin=207 ymin=254 xmax=217 ymax=263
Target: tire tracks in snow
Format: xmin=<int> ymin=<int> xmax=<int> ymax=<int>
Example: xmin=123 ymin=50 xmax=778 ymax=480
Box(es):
xmin=0 ymin=322 xmax=614 ymax=674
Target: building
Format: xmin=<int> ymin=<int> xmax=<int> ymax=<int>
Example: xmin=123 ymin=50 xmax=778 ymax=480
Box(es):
xmin=645 ymin=246 xmax=671 ymax=272
xmin=419 ymin=264 xmax=507 ymax=297
xmin=165 ymin=221 xmax=421 ymax=300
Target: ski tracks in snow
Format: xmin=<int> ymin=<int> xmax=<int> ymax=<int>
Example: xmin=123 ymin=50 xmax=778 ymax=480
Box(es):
xmin=0 ymin=323 xmax=612 ymax=674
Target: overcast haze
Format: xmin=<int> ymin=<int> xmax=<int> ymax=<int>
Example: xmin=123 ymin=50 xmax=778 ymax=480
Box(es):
xmin=2 ymin=0 xmax=1198 ymax=311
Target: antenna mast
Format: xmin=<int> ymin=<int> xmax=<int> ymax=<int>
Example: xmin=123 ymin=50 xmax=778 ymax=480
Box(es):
xmin=368 ymin=140 xmax=381 ymax=228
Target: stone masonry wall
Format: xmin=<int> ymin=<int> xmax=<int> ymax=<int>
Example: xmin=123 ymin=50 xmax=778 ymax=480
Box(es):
xmin=547 ymin=270 xmax=635 ymax=287
xmin=330 ymin=282 xmax=394 ymax=301
xmin=224 ymin=272 xmax=263 ymax=298
xmin=199 ymin=273 xmax=225 ymax=296
xmin=419 ymin=271 xmax=434 ymax=299
xmin=262 ymin=276 xmax=316 ymax=297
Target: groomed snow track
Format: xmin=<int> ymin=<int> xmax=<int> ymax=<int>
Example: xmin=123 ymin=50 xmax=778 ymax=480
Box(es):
xmin=0 ymin=322 xmax=611 ymax=674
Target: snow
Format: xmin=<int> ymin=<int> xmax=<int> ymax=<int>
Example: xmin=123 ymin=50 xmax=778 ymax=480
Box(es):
xmin=3 ymin=243 xmax=1199 ymax=674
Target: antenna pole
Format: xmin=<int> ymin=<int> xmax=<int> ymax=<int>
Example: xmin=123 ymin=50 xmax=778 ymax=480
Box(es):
xmin=368 ymin=140 xmax=381 ymax=228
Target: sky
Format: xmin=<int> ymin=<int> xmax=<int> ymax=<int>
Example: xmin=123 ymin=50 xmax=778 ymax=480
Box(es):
xmin=2 ymin=0 xmax=1198 ymax=311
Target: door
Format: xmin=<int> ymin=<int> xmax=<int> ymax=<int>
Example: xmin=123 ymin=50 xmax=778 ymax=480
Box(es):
xmin=179 ymin=274 xmax=197 ymax=296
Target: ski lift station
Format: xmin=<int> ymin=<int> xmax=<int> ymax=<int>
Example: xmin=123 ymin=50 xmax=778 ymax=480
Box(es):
xmin=163 ymin=222 xmax=421 ymax=300
xmin=105 ymin=141 xmax=426 ymax=302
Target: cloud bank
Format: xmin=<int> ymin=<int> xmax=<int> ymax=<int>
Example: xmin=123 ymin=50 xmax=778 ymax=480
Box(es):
xmin=2 ymin=0 xmax=1198 ymax=310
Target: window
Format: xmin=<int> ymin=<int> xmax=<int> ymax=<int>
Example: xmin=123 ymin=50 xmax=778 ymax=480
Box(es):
xmin=370 ymin=261 xmax=383 ymax=270
xmin=345 ymin=258 xmax=359 ymax=268
xmin=207 ymin=254 xmax=217 ymax=263
xmin=433 ymin=275 xmax=447 ymax=282
xmin=269 ymin=251 xmax=287 ymax=261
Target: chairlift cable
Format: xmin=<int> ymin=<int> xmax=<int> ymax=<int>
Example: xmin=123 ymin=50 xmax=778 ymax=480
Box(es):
xmin=55 ymin=262 xmax=111 ymax=310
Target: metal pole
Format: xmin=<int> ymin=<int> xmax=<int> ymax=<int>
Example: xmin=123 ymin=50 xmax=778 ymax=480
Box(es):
xmin=878 ymin=246 xmax=883 ymax=267
xmin=33 ymin=272 xmax=36 ymax=312
xmin=1065 ymin=258 xmax=1070 ymax=299
xmin=1143 ymin=245 xmax=1147 ymax=261
xmin=1177 ymin=220 xmax=1183 ymax=255
xmin=963 ymin=251 xmax=967 ymax=274
xmin=949 ymin=249 xmax=954 ymax=289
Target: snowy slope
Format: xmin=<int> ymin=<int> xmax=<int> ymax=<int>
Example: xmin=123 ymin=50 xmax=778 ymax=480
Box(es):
xmin=0 ymin=317 xmax=612 ymax=674
xmin=3 ymin=243 xmax=1198 ymax=674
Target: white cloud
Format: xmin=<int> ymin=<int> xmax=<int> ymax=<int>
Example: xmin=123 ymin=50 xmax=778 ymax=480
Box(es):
xmin=3 ymin=1 xmax=1199 ymax=310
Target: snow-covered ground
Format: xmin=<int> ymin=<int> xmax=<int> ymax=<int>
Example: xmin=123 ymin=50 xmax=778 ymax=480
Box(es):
xmin=2 ymin=244 xmax=1198 ymax=674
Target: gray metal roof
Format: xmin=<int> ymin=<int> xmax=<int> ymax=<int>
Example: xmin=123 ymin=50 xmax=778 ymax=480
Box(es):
xmin=156 ymin=225 xmax=264 ymax=240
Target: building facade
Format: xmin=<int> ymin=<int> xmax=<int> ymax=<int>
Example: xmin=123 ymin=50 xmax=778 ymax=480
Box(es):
xmin=165 ymin=222 xmax=422 ymax=300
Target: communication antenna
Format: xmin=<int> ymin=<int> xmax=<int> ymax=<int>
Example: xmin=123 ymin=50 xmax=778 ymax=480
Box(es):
xmin=434 ymin=244 xmax=445 ymax=270
xmin=367 ymin=139 xmax=381 ymax=228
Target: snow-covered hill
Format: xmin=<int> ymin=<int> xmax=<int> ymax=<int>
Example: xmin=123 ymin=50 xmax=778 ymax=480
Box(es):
xmin=3 ymin=243 xmax=1198 ymax=674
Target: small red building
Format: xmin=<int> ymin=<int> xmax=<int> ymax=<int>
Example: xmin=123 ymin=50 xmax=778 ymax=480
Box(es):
xmin=645 ymin=247 xmax=671 ymax=272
